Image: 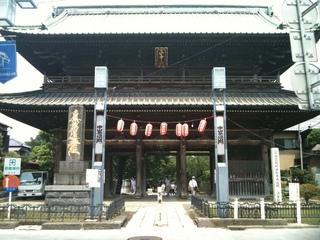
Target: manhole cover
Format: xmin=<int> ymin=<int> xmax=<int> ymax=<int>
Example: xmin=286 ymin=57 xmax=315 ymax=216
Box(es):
xmin=127 ymin=236 xmax=162 ymax=240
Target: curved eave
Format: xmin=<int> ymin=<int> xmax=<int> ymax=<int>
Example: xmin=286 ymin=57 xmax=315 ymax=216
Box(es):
xmin=0 ymin=90 xmax=308 ymax=113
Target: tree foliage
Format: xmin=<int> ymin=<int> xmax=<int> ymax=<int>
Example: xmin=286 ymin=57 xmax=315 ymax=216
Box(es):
xmin=306 ymin=128 xmax=320 ymax=147
xmin=290 ymin=167 xmax=315 ymax=184
xmin=300 ymin=184 xmax=320 ymax=203
xmin=26 ymin=131 xmax=54 ymax=172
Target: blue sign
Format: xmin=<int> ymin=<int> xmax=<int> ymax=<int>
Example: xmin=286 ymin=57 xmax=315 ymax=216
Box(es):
xmin=0 ymin=41 xmax=17 ymax=84
xmin=4 ymin=187 xmax=17 ymax=193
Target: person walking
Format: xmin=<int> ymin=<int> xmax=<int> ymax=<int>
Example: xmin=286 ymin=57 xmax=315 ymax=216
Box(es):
xmin=188 ymin=176 xmax=198 ymax=196
xmin=130 ymin=177 xmax=136 ymax=194
xmin=165 ymin=176 xmax=170 ymax=196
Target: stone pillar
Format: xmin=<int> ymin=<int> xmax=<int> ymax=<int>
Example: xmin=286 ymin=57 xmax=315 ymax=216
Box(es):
xmin=54 ymin=105 xmax=88 ymax=185
xmin=136 ymin=140 xmax=143 ymax=197
xmin=46 ymin=105 xmax=89 ymax=206
xmin=262 ymin=143 xmax=271 ymax=195
xmin=180 ymin=140 xmax=187 ymax=198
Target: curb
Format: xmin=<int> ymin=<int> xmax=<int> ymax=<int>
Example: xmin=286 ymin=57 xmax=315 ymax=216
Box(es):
xmin=42 ymin=222 xmax=82 ymax=230
xmin=228 ymin=224 xmax=320 ymax=230
xmin=0 ymin=221 xmax=19 ymax=229
xmin=83 ymin=215 xmax=127 ymax=230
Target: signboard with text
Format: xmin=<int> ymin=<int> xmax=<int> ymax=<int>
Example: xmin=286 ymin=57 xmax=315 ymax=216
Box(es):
xmin=271 ymin=148 xmax=282 ymax=202
xmin=289 ymin=183 xmax=300 ymax=202
xmin=216 ymin=116 xmax=225 ymax=155
xmin=86 ymin=169 xmax=100 ymax=188
xmin=95 ymin=115 xmax=104 ymax=155
xmin=3 ymin=158 xmax=21 ymax=175
xmin=0 ymin=41 xmax=17 ymax=83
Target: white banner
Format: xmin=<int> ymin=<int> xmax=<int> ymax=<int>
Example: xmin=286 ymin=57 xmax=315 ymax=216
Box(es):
xmin=3 ymin=158 xmax=21 ymax=175
xmin=271 ymin=148 xmax=282 ymax=202
xmin=86 ymin=169 xmax=100 ymax=188
xmin=95 ymin=115 xmax=104 ymax=154
xmin=216 ymin=116 xmax=225 ymax=155
xmin=289 ymin=183 xmax=300 ymax=202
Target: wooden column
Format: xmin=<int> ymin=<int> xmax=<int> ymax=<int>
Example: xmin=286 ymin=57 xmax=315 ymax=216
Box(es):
xmin=104 ymin=152 xmax=113 ymax=197
xmin=210 ymin=151 xmax=215 ymax=195
xmin=52 ymin=130 xmax=63 ymax=174
xmin=180 ymin=140 xmax=187 ymax=197
xmin=141 ymin=152 xmax=146 ymax=197
xmin=262 ymin=143 xmax=271 ymax=195
xmin=135 ymin=140 xmax=143 ymax=196
xmin=176 ymin=150 xmax=181 ymax=197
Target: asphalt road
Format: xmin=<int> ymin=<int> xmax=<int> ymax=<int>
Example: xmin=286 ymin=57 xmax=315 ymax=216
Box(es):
xmin=0 ymin=228 xmax=319 ymax=240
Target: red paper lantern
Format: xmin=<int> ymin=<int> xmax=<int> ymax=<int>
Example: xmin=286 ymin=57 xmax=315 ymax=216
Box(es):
xmin=145 ymin=123 xmax=153 ymax=137
xmin=116 ymin=119 xmax=124 ymax=132
xmin=176 ymin=123 xmax=182 ymax=137
xmin=130 ymin=121 xmax=138 ymax=136
xmin=182 ymin=123 xmax=189 ymax=137
xmin=198 ymin=118 xmax=207 ymax=133
xmin=160 ymin=122 xmax=168 ymax=136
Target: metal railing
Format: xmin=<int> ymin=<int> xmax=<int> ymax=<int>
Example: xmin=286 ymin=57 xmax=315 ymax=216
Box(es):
xmin=0 ymin=197 xmax=125 ymax=222
xmin=191 ymin=196 xmax=320 ymax=220
xmin=44 ymin=75 xmax=280 ymax=87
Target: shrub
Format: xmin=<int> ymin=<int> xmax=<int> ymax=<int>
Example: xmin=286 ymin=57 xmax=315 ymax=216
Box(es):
xmin=300 ymin=184 xmax=320 ymax=203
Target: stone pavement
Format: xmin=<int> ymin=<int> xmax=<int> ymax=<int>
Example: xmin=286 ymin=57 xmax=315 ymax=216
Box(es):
xmin=125 ymin=200 xmax=196 ymax=228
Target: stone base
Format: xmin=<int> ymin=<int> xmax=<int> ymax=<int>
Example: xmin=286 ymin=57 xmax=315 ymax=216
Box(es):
xmin=59 ymin=160 xmax=89 ymax=174
xmin=54 ymin=173 xmax=86 ymax=185
xmin=45 ymin=185 xmax=90 ymax=206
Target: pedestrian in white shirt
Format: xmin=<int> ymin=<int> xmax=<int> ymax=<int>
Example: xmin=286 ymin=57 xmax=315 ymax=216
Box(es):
xmin=188 ymin=176 xmax=198 ymax=196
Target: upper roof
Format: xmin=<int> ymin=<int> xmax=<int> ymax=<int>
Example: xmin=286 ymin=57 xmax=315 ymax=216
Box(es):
xmin=6 ymin=4 xmax=283 ymax=35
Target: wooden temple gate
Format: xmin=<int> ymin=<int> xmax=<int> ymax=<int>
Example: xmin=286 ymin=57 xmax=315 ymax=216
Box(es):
xmin=1 ymin=3 xmax=319 ymax=202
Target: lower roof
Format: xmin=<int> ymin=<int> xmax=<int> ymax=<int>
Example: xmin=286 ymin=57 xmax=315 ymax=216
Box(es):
xmin=0 ymin=89 xmax=303 ymax=110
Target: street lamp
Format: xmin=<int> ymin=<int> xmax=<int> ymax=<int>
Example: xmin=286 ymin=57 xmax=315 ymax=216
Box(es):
xmin=212 ymin=67 xmax=229 ymax=216
xmin=91 ymin=66 xmax=108 ymax=217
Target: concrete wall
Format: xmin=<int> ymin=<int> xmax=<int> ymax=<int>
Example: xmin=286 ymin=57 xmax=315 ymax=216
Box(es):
xmin=279 ymin=150 xmax=299 ymax=170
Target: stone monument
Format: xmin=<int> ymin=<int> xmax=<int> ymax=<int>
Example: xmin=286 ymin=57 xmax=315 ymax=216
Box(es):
xmin=45 ymin=105 xmax=90 ymax=205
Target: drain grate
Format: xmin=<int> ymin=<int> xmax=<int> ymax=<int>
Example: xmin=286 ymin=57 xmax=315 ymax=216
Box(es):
xmin=127 ymin=236 xmax=162 ymax=240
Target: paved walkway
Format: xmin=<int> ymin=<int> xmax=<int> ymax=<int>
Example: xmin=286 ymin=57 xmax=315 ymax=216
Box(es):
xmin=125 ymin=201 xmax=196 ymax=229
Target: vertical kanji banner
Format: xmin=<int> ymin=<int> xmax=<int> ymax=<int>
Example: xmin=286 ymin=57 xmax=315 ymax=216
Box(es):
xmin=0 ymin=40 xmax=17 ymax=84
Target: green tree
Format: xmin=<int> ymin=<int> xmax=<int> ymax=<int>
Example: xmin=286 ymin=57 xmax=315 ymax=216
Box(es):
xmin=290 ymin=167 xmax=315 ymax=184
xmin=26 ymin=131 xmax=54 ymax=172
xmin=300 ymin=184 xmax=320 ymax=203
xmin=306 ymin=128 xmax=320 ymax=147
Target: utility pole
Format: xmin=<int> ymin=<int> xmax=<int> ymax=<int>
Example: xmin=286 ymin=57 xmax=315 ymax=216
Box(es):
xmin=298 ymin=124 xmax=304 ymax=170
xmin=283 ymin=0 xmax=320 ymax=110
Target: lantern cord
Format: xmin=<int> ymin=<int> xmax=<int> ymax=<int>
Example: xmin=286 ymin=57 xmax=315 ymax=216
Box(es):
xmin=106 ymin=113 xmax=213 ymax=124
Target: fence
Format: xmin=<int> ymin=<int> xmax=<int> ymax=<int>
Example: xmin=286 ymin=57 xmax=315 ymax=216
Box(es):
xmin=191 ymin=196 xmax=320 ymax=222
xmin=0 ymin=196 xmax=125 ymax=223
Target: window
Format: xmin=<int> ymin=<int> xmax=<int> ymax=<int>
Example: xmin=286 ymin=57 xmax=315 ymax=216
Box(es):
xmin=274 ymin=138 xmax=298 ymax=150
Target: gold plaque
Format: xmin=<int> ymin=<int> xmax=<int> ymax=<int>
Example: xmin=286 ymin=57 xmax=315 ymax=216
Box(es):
xmin=155 ymin=47 xmax=168 ymax=68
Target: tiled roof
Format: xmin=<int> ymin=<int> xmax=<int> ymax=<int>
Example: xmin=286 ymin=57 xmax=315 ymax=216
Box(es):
xmin=8 ymin=5 xmax=284 ymax=35
xmin=0 ymin=90 xmax=301 ymax=108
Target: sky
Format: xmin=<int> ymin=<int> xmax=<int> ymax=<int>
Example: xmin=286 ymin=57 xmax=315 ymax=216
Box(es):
xmin=0 ymin=0 xmax=319 ymax=143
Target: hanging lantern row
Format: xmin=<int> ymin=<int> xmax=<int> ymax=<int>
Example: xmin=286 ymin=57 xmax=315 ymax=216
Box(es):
xmin=116 ymin=118 xmax=207 ymax=137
